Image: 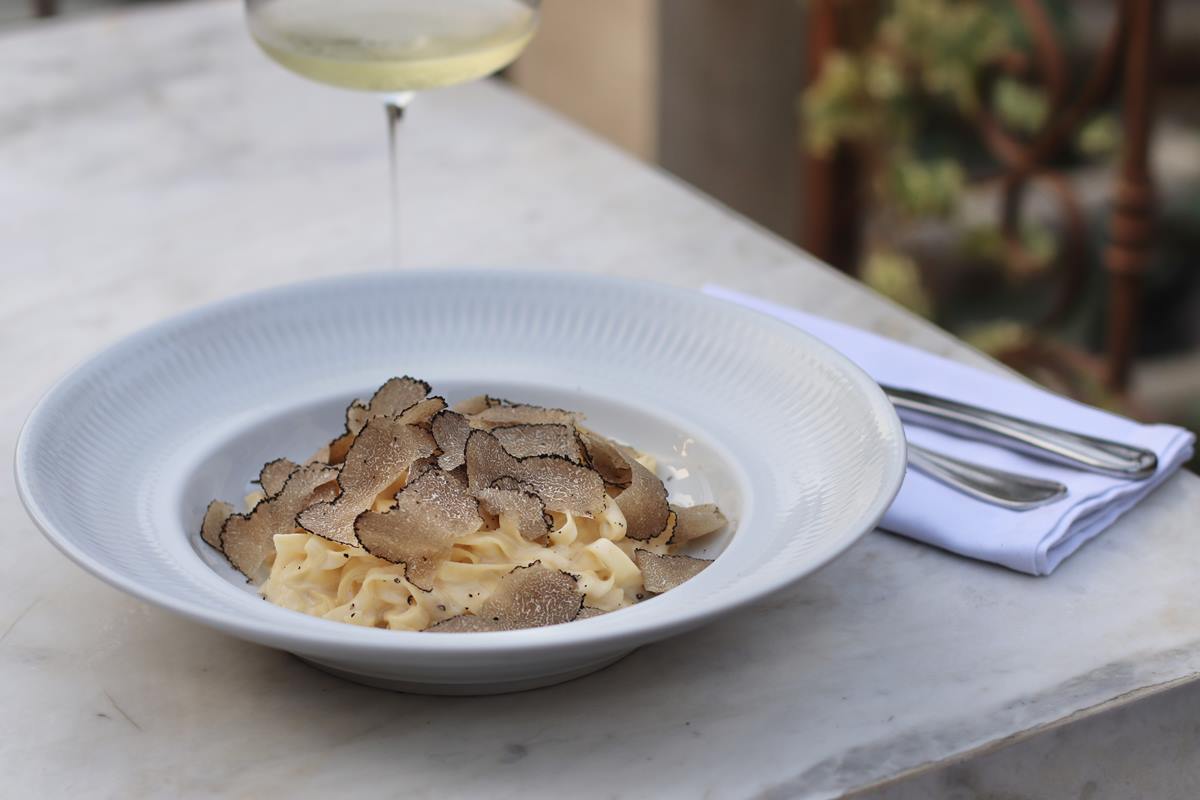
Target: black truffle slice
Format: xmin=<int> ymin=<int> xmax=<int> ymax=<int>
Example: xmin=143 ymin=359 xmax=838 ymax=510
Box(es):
xmin=492 ymin=423 xmax=584 ymax=462
xmin=490 ymin=476 xmax=529 ymax=491
xmin=346 ymin=376 xmax=431 ymax=435
xmin=427 ymin=614 xmax=502 ymax=632
xmin=578 ymin=430 xmax=633 ymax=488
xmin=354 ymin=468 xmax=482 ymax=591
xmin=405 ymin=455 xmax=440 ymax=484
xmin=258 ymin=458 xmax=298 ymax=498
xmin=634 ymin=549 xmax=712 ymax=594
xmin=326 ymin=380 xmax=437 ymax=466
xmin=464 ymin=430 xmax=606 ymax=516
xmin=463 ymin=428 xmax=539 ymax=489
xmin=427 ymin=563 xmax=583 ymax=632
xmin=220 ymin=462 xmax=340 ymax=580
xmin=344 ymin=400 xmax=369 ymax=437
xmin=574 ymin=606 xmax=609 ymax=620
xmin=325 ymin=431 xmax=356 ymax=465
xmin=470 ymin=402 xmax=579 ymax=429
xmin=475 ymin=479 xmax=552 ymax=540
xmin=401 ymin=465 xmax=481 ymax=518
xmin=297 ymin=417 xmax=435 ymax=546
xmin=200 ymin=499 xmax=234 ymax=551
xmin=431 ymin=409 xmax=472 ymax=471
xmin=395 ymin=396 xmax=447 ymax=427
xmin=485 ymin=562 xmax=583 ymax=629
xmin=615 ymin=451 xmax=671 ymax=540
xmin=658 ymin=510 xmax=678 ymax=545
xmin=669 ymin=503 xmax=728 ymax=545
xmin=450 ymin=394 xmax=494 ymax=415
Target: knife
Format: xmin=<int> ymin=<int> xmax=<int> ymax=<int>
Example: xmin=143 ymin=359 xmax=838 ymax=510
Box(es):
xmin=882 ymin=385 xmax=1158 ymax=480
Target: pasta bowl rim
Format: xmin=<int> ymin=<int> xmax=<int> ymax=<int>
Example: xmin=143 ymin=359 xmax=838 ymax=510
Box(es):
xmin=14 ymin=269 xmax=906 ymax=661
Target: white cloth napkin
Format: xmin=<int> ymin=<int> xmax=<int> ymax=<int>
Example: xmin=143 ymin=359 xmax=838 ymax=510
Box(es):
xmin=704 ymin=285 xmax=1196 ymax=575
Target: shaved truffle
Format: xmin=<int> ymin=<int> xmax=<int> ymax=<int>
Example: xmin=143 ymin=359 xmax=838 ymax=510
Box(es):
xmin=470 ymin=402 xmax=578 ymax=429
xmin=484 ymin=562 xmax=583 ymax=629
xmin=395 ymin=396 xmax=446 ymax=427
xmin=475 ymin=480 xmax=552 ymax=540
xmin=574 ymin=606 xmax=608 ymax=620
xmin=325 ymin=431 xmax=356 ymax=465
xmin=659 ymin=510 xmax=678 ymax=544
xmin=221 ymin=462 xmax=340 ymax=580
xmin=490 ymin=475 xmax=531 ymax=492
xmin=429 ymin=563 xmax=583 ymax=633
xmin=346 ymin=376 xmax=431 ymax=435
xmin=427 ymin=614 xmax=502 ymax=632
xmin=258 ymin=458 xmax=298 ymax=497
xmin=635 ymin=549 xmax=712 ymax=593
xmin=578 ymin=430 xmax=633 ymax=488
xmin=427 ymin=563 xmax=583 ymax=632
xmin=197 ymin=375 xmax=734 ymax=632
xmin=355 ymin=468 xmax=482 ymax=590
xmin=464 ymin=430 xmax=606 ymax=516
xmin=200 ymin=500 xmax=233 ymax=551
xmin=492 ymin=423 xmax=583 ymax=462
xmin=615 ymin=451 xmax=671 ymax=540
xmin=400 ymin=466 xmax=482 ymax=520
xmin=405 ymin=455 xmax=440 ymax=484
xmin=298 ymin=418 xmax=435 ymax=545
xmin=345 ymin=401 xmax=369 ymax=436
xmin=431 ymin=409 xmax=472 ymax=471
xmin=669 ymin=503 xmax=728 ymax=545
xmin=450 ymin=395 xmax=494 ymax=415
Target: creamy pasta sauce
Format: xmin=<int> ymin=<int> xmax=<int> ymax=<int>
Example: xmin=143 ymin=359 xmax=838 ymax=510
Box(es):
xmin=259 ymin=459 xmax=670 ymax=630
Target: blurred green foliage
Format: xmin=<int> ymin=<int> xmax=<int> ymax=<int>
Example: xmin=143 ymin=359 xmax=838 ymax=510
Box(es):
xmin=993 ymin=78 xmax=1049 ymax=134
xmin=861 ymin=248 xmax=934 ymax=317
xmin=802 ymin=0 xmax=1197 ymax=454
xmin=960 ymin=222 xmax=1057 ymax=276
xmin=799 ymin=0 xmax=1111 ymax=318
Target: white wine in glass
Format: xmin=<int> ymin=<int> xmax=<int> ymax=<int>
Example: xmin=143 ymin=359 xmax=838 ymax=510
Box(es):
xmin=245 ymin=0 xmax=542 ymax=261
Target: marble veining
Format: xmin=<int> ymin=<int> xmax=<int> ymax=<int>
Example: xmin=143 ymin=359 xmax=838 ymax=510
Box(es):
xmin=2 ymin=3 xmax=1199 ymax=798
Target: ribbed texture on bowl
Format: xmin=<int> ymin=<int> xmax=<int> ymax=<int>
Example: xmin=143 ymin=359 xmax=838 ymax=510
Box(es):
xmin=16 ymin=271 xmax=904 ymax=688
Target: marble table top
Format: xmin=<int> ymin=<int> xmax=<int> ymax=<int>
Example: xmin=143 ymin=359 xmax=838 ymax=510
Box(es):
xmin=2 ymin=2 xmax=1198 ymax=798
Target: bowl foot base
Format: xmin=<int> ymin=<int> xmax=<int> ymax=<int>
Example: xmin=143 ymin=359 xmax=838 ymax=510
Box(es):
xmin=297 ymin=650 xmax=634 ymax=695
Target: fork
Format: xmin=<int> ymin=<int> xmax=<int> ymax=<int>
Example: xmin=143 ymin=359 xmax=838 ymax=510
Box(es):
xmin=885 ymin=384 xmax=1158 ymax=511
xmin=884 ymin=385 xmax=1157 ymax=479
xmin=906 ymin=443 xmax=1067 ymax=511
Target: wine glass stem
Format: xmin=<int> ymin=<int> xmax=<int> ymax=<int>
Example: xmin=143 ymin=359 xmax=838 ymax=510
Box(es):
xmin=385 ymin=92 xmax=414 ymax=266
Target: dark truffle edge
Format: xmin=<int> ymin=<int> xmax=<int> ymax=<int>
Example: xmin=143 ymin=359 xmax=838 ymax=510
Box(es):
xmin=464 ymin=429 xmax=607 ymax=516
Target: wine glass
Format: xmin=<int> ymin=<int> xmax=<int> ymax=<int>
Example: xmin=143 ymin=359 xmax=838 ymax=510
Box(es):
xmin=244 ymin=0 xmax=542 ymax=264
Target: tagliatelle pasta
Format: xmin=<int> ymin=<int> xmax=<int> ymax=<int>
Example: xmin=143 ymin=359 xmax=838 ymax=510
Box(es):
xmin=261 ymin=494 xmax=664 ymax=631
xmin=202 ymin=377 xmax=730 ymax=633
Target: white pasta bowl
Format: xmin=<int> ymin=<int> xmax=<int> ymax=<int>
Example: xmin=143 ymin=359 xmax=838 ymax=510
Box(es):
xmin=15 ymin=270 xmax=905 ymax=694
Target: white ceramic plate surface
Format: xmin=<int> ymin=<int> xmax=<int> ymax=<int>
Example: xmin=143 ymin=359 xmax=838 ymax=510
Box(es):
xmin=15 ymin=271 xmax=905 ymax=694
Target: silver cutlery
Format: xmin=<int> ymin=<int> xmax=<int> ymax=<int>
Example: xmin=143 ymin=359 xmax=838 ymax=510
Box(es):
xmin=906 ymin=443 xmax=1068 ymax=511
xmin=883 ymin=385 xmax=1157 ymax=479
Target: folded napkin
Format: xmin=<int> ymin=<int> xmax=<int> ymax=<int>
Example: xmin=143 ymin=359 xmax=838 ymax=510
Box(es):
xmin=705 ymin=285 xmax=1195 ymax=575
